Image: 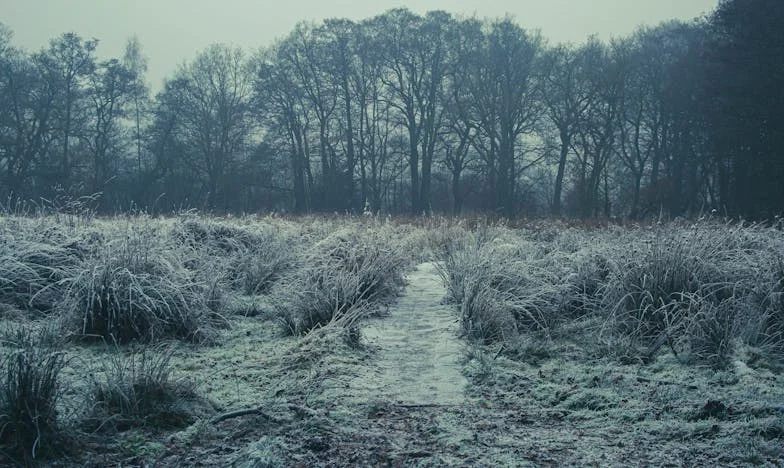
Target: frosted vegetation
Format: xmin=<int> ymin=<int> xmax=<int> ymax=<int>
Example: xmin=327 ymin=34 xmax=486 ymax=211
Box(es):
xmin=441 ymin=220 xmax=784 ymax=368
xmin=1 ymin=212 xmax=782 ymax=465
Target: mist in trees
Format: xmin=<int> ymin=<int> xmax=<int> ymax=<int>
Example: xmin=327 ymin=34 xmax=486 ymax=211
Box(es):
xmin=0 ymin=0 xmax=781 ymax=219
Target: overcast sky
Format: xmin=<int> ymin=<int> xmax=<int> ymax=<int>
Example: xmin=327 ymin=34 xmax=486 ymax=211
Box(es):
xmin=2 ymin=0 xmax=719 ymax=91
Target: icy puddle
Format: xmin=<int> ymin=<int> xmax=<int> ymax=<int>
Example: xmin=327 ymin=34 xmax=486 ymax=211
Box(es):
xmin=345 ymin=262 xmax=467 ymax=405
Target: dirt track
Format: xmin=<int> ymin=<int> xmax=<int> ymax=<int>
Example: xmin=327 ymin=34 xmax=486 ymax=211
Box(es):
xmin=344 ymin=261 xmax=467 ymax=405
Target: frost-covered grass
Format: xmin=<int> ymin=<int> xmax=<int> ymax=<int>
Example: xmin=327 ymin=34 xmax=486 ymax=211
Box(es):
xmin=436 ymin=219 xmax=784 ymax=465
xmin=57 ymin=222 xmax=219 ymax=344
xmin=272 ymin=225 xmax=408 ymax=336
xmin=440 ymin=220 xmax=784 ymax=369
xmin=0 ymin=213 xmax=782 ymax=465
xmin=0 ymin=218 xmax=85 ymax=314
xmin=0 ymin=212 xmax=424 ymax=464
xmin=85 ymin=344 xmax=206 ymax=433
xmin=0 ymin=325 xmax=67 ymax=465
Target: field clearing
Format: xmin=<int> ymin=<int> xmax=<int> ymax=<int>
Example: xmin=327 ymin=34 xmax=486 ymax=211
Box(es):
xmin=1 ymin=213 xmax=783 ymax=466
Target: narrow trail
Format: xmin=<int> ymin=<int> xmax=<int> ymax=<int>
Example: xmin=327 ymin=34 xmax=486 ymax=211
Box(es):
xmin=345 ymin=261 xmax=467 ymax=405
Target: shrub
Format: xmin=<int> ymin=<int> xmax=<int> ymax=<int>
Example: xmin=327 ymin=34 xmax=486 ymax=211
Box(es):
xmin=0 ymin=326 xmax=66 ymax=464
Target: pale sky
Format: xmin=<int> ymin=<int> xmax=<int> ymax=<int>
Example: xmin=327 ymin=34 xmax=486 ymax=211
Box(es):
xmin=2 ymin=0 xmax=719 ymax=91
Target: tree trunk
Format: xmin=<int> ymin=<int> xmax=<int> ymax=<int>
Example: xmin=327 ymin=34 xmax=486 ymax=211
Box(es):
xmin=497 ymin=131 xmax=515 ymax=217
xmin=409 ymin=133 xmax=420 ymax=213
xmin=290 ymin=125 xmax=307 ymax=213
xmin=342 ymin=74 xmax=356 ymax=212
xmin=62 ymin=92 xmax=72 ymax=184
xmin=451 ymin=166 xmax=463 ymax=215
xmin=631 ymin=171 xmax=642 ymax=219
xmin=319 ymin=121 xmax=331 ymax=210
xmin=552 ymin=128 xmax=570 ymax=216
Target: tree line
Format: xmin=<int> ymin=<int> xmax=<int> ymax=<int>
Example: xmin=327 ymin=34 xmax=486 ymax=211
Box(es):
xmin=1 ymin=0 xmax=781 ymax=219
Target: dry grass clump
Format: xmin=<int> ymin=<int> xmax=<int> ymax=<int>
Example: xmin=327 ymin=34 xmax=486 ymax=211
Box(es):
xmin=0 ymin=219 xmax=84 ymax=314
xmin=604 ymin=227 xmax=732 ymax=328
xmin=683 ymin=297 xmax=737 ymax=367
xmin=0 ymin=242 xmax=74 ymax=313
xmin=172 ymin=217 xmax=296 ymax=296
xmin=172 ymin=217 xmax=263 ymax=253
xmin=219 ymin=226 xmax=295 ymax=296
xmin=734 ymin=251 xmax=784 ymax=366
xmin=439 ymin=228 xmax=564 ymax=344
xmin=439 ymin=220 xmax=784 ymax=368
xmin=274 ymin=227 xmax=408 ymax=336
xmin=0 ymin=325 xmax=67 ymax=465
xmin=226 ymin=235 xmax=293 ymax=295
xmin=58 ymin=222 xmax=216 ymax=344
xmin=597 ymin=223 xmax=780 ymax=366
xmin=85 ymin=345 xmax=205 ymax=433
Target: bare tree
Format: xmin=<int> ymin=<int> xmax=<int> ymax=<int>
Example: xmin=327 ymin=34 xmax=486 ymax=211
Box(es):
xmin=34 ymin=33 xmax=97 ymax=187
xmin=457 ymin=19 xmax=545 ymax=216
xmin=350 ymin=17 xmax=396 ymax=212
xmin=541 ymin=43 xmax=596 ymax=216
xmin=162 ymin=44 xmax=255 ymax=208
xmin=569 ymin=38 xmax=624 ymax=218
xmin=375 ymin=9 xmax=452 ymax=213
xmin=87 ymin=58 xmax=135 ymax=198
xmin=254 ymin=45 xmax=314 ymax=213
xmin=122 ymin=36 xmax=150 ymax=174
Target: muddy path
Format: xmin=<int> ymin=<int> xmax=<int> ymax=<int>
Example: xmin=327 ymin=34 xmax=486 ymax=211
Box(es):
xmin=345 ymin=261 xmax=468 ymax=406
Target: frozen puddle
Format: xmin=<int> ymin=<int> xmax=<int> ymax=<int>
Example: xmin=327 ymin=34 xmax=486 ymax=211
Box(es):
xmin=346 ymin=262 xmax=467 ymax=405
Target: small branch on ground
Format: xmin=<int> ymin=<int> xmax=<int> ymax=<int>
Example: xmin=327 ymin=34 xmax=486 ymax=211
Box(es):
xmin=211 ymin=406 xmax=281 ymax=425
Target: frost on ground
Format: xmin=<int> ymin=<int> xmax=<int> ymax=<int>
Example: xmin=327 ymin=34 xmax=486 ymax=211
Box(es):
xmin=1 ymin=215 xmax=783 ymax=466
xmin=340 ymin=261 xmax=467 ymax=406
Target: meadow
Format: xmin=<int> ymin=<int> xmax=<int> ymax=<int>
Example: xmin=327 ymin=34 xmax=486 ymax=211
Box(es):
xmin=1 ymin=211 xmax=782 ymax=466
